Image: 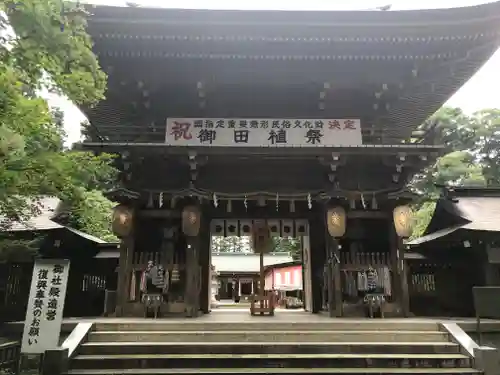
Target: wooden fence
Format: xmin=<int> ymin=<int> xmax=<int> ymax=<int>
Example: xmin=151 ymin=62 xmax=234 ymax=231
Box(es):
xmin=0 ymin=259 xmax=118 ymax=323
xmin=0 ymin=341 xmax=20 ymax=374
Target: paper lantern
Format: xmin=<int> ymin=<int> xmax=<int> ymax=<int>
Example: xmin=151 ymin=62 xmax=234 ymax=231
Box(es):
xmin=182 ymin=205 xmax=201 ymax=236
xmin=326 ymin=207 xmax=346 ymax=238
xmin=111 ymin=204 xmax=134 ymax=238
xmin=393 ymin=205 xmax=414 ymax=238
xmin=251 ymin=220 xmax=272 ymax=254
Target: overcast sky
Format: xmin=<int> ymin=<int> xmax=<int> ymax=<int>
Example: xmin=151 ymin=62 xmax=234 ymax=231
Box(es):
xmin=50 ymin=0 xmax=500 ymax=145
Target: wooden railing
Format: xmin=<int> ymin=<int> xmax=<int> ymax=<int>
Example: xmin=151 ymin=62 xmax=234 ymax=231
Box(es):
xmin=0 ymin=340 xmax=20 ymax=374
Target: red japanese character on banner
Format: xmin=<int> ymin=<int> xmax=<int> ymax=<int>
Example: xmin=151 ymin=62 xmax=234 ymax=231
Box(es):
xmin=343 ymin=120 xmax=356 ymax=130
xmin=170 ymin=122 xmax=193 ymax=140
xmin=328 ymin=120 xmax=341 ymax=129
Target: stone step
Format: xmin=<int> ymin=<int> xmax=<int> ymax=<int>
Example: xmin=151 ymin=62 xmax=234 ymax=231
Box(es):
xmin=70 ymin=353 xmax=472 ymax=370
xmin=93 ymin=321 xmax=440 ymax=333
xmin=88 ymin=330 xmax=449 ymax=343
xmin=66 ymin=368 xmax=481 ymax=375
xmin=79 ymin=342 xmax=461 ymax=355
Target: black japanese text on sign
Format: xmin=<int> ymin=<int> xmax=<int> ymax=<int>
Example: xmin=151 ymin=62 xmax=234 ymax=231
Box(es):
xmin=166 ymin=118 xmax=362 ymax=147
xmin=27 ymin=268 xmax=49 ymax=345
xmin=22 ymin=260 xmax=70 ymax=354
xmin=46 ymin=264 xmax=64 ymax=322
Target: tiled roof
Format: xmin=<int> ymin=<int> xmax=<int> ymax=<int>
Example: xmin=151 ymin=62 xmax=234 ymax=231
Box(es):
xmin=212 ymin=252 xmax=293 ymax=273
xmin=0 ymin=197 xmax=64 ymax=232
xmin=0 ymin=197 xmax=108 ymax=244
xmin=408 ymin=195 xmax=500 ymax=246
xmin=454 ymin=197 xmax=500 ymax=232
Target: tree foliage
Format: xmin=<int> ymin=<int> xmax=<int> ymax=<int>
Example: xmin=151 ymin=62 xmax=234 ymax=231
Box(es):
xmin=410 ymin=107 xmax=500 ymax=238
xmin=211 ymin=235 xmax=301 ymax=260
xmin=272 ymin=237 xmax=302 ymax=260
xmin=212 ymin=236 xmax=251 ymax=253
xmin=69 ymin=190 xmax=118 ymax=243
xmin=0 ymin=0 xmax=117 ymax=249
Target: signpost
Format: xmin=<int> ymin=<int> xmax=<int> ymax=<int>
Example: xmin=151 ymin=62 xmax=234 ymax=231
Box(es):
xmin=166 ymin=118 xmax=362 ymax=147
xmin=21 ymin=259 xmax=70 ymax=355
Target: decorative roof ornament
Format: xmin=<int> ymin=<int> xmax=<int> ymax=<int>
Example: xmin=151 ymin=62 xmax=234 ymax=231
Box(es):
xmin=159 ymin=192 xmax=163 ymax=208
xmin=244 ymin=196 xmax=248 ymax=211
xmin=307 ymin=193 xmax=312 ymax=210
xmin=275 ymin=193 xmax=279 ymax=212
xmin=213 ymin=193 xmax=218 ymax=208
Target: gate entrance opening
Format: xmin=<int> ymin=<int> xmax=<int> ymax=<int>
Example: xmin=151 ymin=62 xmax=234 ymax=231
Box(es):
xmin=209 ymin=218 xmax=312 ymax=313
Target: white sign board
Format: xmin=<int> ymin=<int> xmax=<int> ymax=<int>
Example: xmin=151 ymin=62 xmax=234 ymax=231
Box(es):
xmin=166 ymin=118 xmax=362 ymax=147
xmin=21 ymin=259 xmax=70 ymax=354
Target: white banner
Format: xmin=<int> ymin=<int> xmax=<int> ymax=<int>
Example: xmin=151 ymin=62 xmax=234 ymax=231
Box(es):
xmin=166 ymin=118 xmax=362 ymax=147
xmin=21 ymin=259 xmax=70 ymax=354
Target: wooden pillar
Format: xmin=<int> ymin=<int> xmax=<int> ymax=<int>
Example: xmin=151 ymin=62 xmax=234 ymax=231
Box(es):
xmin=112 ymin=203 xmax=136 ymax=317
xmin=326 ymin=237 xmax=335 ymax=318
xmin=185 ymin=236 xmax=200 ymax=317
xmin=115 ymin=234 xmax=134 ymax=317
xmin=331 ymin=236 xmax=343 ymax=317
xmin=259 ymin=252 xmax=265 ymax=309
xmin=309 ymin=209 xmax=326 ymax=314
xmin=388 ymin=221 xmax=400 ymax=305
xmin=322 ymin=205 xmax=343 ymax=317
xmin=390 ymin=219 xmax=409 ymax=317
xmin=398 ymin=237 xmax=410 ymax=317
xmin=182 ymin=203 xmax=202 ymax=318
xmin=199 ymin=210 xmax=211 ymax=314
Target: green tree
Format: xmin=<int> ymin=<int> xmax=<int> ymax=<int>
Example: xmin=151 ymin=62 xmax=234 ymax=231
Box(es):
xmin=471 ymin=109 xmax=500 ymax=185
xmin=409 ymin=107 xmax=500 ymax=238
xmin=0 ymin=0 xmax=117 ymax=248
xmin=411 ymin=201 xmax=436 ymax=239
xmin=272 ymin=237 xmax=302 ymax=260
xmin=69 ymin=190 xmax=118 ymax=242
xmin=212 ymin=236 xmax=251 ymax=253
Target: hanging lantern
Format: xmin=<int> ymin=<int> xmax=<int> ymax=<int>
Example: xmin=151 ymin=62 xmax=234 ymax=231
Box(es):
xmin=251 ymin=220 xmax=272 ymax=254
xmin=393 ymin=205 xmax=414 ymax=238
xmin=326 ymin=206 xmax=346 ymax=238
xmin=111 ymin=204 xmax=134 ymax=238
xmin=182 ymin=205 xmax=201 ymax=237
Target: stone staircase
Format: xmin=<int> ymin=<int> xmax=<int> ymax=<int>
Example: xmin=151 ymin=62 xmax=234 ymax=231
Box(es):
xmin=66 ymin=320 xmax=480 ymax=374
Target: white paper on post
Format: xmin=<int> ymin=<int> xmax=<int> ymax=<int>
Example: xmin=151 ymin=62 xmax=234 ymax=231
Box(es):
xmin=21 ymin=259 xmax=70 ymax=354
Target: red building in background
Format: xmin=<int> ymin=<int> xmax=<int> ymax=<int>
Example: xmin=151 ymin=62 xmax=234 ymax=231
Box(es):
xmin=265 ymin=261 xmax=302 ymax=292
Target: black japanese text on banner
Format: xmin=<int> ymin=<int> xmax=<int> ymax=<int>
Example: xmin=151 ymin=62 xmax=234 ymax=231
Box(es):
xmin=165 ymin=118 xmax=362 ymax=147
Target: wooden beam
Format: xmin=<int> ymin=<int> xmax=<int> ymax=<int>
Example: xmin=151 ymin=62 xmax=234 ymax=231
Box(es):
xmin=347 ymin=211 xmax=389 ymax=219
xmin=137 ymin=209 xmax=180 ymax=218
xmin=78 ymin=142 xmax=445 ymax=156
